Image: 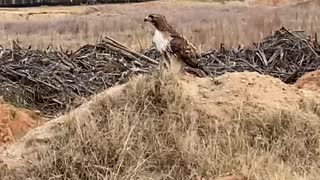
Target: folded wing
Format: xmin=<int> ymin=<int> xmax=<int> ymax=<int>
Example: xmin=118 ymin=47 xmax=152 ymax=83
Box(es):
xmin=168 ymin=35 xmax=201 ymax=68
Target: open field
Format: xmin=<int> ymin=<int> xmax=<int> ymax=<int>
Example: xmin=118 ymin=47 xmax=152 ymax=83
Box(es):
xmin=0 ymin=0 xmax=318 ymax=51
xmin=0 ymin=0 xmax=319 ymax=179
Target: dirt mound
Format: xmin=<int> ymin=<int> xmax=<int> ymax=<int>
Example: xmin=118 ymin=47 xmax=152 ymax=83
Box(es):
xmin=0 ymin=101 xmax=44 ymax=146
xmin=294 ymin=70 xmax=320 ymax=94
xmin=1 ymin=72 xmax=319 ymax=173
xmin=180 ymin=71 xmax=311 ymax=121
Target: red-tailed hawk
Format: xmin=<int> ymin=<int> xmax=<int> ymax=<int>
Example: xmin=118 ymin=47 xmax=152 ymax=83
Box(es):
xmin=144 ymin=14 xmax=207 ymax=77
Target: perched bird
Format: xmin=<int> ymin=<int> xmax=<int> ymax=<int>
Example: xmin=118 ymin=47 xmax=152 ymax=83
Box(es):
xmin=144 ymin=14 xmax=207 ymax=77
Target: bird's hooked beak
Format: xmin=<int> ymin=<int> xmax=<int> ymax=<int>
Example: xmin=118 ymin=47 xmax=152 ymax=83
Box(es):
xmin=144 ymin=16 xmax=152 ymax=22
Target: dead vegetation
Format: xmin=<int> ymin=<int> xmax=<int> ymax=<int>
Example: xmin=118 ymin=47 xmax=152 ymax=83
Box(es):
xmin=0 ymin=37 xmax=156 ymax=117
xmin=1 ymin=72 xmax=320 ymax=179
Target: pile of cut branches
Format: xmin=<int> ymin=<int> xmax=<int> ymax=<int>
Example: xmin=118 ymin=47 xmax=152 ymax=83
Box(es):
xmin=201 ymin=27 xmax=320 ymax=83
xmin=0 ymin=37 xmax=157 ymax=117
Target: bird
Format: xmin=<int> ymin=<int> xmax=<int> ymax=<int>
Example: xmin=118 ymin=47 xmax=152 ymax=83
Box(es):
xmin=144 ymin=14 xmax=207 ymax=78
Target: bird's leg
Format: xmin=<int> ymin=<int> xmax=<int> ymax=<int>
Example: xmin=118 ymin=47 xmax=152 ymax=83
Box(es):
xmin=159 ymin=57 xmax=164 ymax=75
xmin=159 ymin=57 xmax=163 ymax=72
xmin=168 ymin=55 xmax=183 ymax=76
xmin=158 ymin=55 xmax=166 ymax=81
xmin=159 ymin=53 xmax=171 ymax=80
xmin=163 ymin=52 xmax=171 ymax=73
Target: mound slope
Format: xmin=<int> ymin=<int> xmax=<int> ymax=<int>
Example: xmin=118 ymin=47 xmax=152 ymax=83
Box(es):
xmin=1 ymin=72 xmax=320 ymax=179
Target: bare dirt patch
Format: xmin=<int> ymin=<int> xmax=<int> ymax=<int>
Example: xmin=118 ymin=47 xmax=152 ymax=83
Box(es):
xmin=294 ymin=70 xmax=320 ymax=94
xmin=0 ymin=102 xmax=44 ymax=146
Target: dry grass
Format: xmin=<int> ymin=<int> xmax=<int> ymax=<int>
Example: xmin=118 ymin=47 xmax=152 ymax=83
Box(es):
xmin=0 ymin=0 xmax=319 ymax=52
xmin=1 ymin=73 xmax=320 ymax=179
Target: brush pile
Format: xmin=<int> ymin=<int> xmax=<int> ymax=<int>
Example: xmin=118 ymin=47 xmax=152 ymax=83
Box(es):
xmin=201 ymin=27 xmax=320 ymax=83
xmin=0 ymin=37 xmax=157 ymax=117
xmin=0 ymin=27 xmax=319 ymax=116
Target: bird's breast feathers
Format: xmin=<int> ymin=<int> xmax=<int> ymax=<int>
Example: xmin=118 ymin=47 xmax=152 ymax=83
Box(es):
xmin=153 ymin=30 xmax=171 ymax=53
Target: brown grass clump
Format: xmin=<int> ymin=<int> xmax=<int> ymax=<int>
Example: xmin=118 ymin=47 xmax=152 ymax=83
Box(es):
xmin=1 ymin=73 xmax=320 ymax=179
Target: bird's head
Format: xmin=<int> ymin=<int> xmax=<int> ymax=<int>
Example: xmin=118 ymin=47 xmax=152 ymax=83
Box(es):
xmin=144 ymin=14 xmax=170 ymax=31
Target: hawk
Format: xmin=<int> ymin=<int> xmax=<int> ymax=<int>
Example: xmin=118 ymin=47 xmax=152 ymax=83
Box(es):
xmin=144 ymin=14 xmax=207 ymax=77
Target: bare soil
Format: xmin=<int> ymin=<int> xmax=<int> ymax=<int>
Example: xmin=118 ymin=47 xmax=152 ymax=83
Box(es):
xmin=0 ymin=101 xmax=44 ymax=146
xmin=294 ymin=70 xmax=320 ymax=94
